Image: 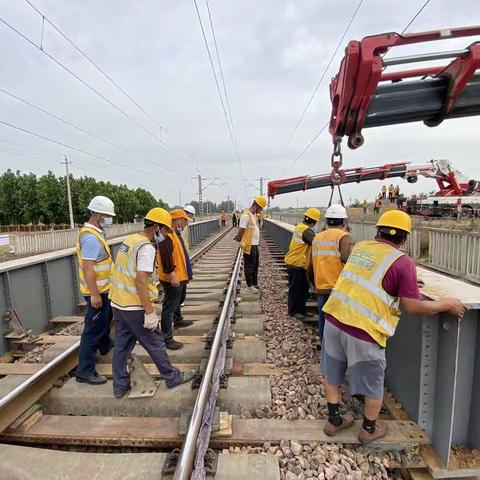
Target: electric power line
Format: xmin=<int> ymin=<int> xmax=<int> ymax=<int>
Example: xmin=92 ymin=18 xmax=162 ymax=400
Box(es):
xmin=284 ymin=0 xmax=433 ymax=174
xmin=0 ymin=119 xmax=189 ymax=184
xmin=24 ymin=0 xmax=203 ymax=172
xmin=0 ymin=87 xmax=180 ymax=176
xmin=282 ymin=0 xmax=365 ymax=153
xmin=0 ymin=15 xmax=199 ymax=173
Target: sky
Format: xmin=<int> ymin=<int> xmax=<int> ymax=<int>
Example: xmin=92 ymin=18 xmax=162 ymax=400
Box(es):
xmin=0 ymin=0 xmax=479 ymax=209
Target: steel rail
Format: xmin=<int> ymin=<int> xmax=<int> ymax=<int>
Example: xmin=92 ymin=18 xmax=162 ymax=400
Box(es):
xmin=0 ymin=225 xmax=230 ymax=432
xmin=173 ymin=246 xmax=243 ymax=480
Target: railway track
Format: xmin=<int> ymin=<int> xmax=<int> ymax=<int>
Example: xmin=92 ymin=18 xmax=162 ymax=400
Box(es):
xmin=0 ymin=226 xmax=432 ymax=479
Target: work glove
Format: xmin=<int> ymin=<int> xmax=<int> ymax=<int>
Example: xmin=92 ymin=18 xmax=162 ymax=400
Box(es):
xmin=143 ymin=312 xmax=159 ymax=331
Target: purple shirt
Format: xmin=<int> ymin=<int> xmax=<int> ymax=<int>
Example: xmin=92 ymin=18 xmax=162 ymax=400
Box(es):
xmin=326 ymin=239 xmax=421 ymax=343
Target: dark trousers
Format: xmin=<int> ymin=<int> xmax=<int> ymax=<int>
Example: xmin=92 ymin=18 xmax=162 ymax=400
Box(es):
xmin=317 ymin=293 xmax=330 ymax=340
xmin=243 ymin=245 xmax=259 ymax=287
xmin=161 ymin=282 xmax=184 ymax=342
xmin=76 ymin=292 xmax=112 ymax=378
xmin=112 ymin=307 xmax=181 ymax=394
xmin=232 ymin=218 xmax=238 ymax=227
xmin=174 ymin=283 xmax=187 ymax=324
xmin=287 ymin=267 xmax=309 ymax=316
xmin=221 ymin=220 xmax=226 ymax=226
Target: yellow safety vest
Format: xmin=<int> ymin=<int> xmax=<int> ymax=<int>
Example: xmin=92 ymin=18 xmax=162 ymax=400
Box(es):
xmin=76 ymin=226 xmax=113 ymax=296
xmin=109 ymin=233 xmax=158 ymax=309
xmin=158 ymin=231 xmax=189 ymax=283
xmin=284 ymin=223 xmax=310 ymax=270
xmin=312 ymin=228 xmax=349 ymax=291
xmin=323 ymin=240 xmax=405 ymax=347
xmin=240 ymin=210 xmax=257 ymax=255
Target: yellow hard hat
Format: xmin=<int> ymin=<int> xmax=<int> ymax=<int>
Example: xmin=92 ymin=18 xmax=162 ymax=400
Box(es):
xmin=304 ymin=207 xmax=321 ymax=222
xmin=254 ymin=195 xmax=267 ymax=209
xmin=145 ymin=207 xmax=172 ymax=229
xmin=376 ymin=210 xmax=412 ymax=234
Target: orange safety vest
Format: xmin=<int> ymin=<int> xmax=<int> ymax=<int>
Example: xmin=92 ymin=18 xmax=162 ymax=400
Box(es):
xmin=312 ymin=228 xmax=349 ymax=291
xmin=158 ymin=231 xmax=189 ymax=283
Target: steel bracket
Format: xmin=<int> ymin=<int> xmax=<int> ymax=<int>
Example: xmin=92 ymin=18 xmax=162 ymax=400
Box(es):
xmin=127 ymin=354 xmax=158 ymax=398
xmin=162 ymin=448 xmax=218 ymax=475
xmin=191 ymin=358 xmax=232 ymax=389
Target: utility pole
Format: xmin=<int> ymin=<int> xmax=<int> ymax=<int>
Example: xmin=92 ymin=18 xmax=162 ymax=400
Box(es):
xmin=61 ymin=156 xmax=75 ymax=229
xmin=197 ymin=174 xmax=203 ymax=220
xmin=227 ymin=195 xmax=230 ymax=212
xmin=260 ymin=177 xmax=264 ymax=196
xmin=178 ymin=190 xmax=182 ymax=207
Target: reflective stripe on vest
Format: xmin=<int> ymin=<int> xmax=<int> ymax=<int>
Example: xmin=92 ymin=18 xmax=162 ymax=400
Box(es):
xmin=312 ymin=228 xmax=348 ymax=290
xmin=76 ymin=226 xmax=112 ymax=295
xmin=108 ymin=233 xmax=158 ymax=308
xmin=158 ymin=231 xmax=189 ymax=283
xmin=322 ymin=240 xmax=404 ymax=347
xmin=284 ymin=223 xmax=310 ymax=270
xmin=240 ymin=210 xmax=257 ymax=255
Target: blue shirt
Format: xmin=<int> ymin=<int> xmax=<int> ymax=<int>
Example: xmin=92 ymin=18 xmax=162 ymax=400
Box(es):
xmin=80 ymin=224 xmax=108 ymax=262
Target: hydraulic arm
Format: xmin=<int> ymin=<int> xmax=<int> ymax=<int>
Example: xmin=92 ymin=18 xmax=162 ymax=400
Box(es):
xmin=329 ymin=26 xmax=480 ymax=149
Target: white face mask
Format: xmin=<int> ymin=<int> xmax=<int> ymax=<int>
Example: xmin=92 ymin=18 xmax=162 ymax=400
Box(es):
xmin=100 ymin=216 xmax=113 ymax=228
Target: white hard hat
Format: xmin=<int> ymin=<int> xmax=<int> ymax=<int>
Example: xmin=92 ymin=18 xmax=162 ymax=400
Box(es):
xmin=87 ymin=195 xmax=115 ymax=216
xmin=184 ymin=205 xmax=196 ymax=215
xmin=325 ymin=204 xmax=347 ymax=219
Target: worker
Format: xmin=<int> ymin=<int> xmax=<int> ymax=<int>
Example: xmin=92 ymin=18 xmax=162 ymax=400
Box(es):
xmin=181 ymin=205 xmax=196 ymax=254
xmin=387 ymin=184 xmax=393 ymax=202
xmin=110 ymin=208 xmax=194 ymax=398
xmin=381 ymin=185 xmax=387 ymax=200
xmin=311 ymin=204 xmax=352 ymax=341
xmin=75 ymin=195 xmax=115 ymax=385
xmin=284 ymin=208 xmax=320 ymax=319
xmin=374 ymin=196 xmax=382 ymax=214
xmin=232 ymin=210 xmax=238 ymax=228
xmin=235 ymin=196 xmax=267 ymax=294
xmin=158 ymin=209 xmax=193 ymax=350
xmin=220 ymin=210 xmax=227 ymax=227
xmin=362 ymin=200 xmax=368 ymax=217
xmin=320 ymin=210 xmax=467 ymax=443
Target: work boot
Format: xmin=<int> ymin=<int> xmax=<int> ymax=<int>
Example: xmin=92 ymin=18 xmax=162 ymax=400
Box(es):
xmin=76 ymin=373 xmax=108 ymax=385
xmin=323 ymin=414 xmax=355 ymax=437
xmin=174 ymin=320 xmax=194 ymax=328
xmin=165 ymin=339 xmax=184 ymax=350
xmin=169 ymin=370 xmax=196 ymax=389
xmin=244 ymin=286 xmax=259 ymax=294
xmin=114 ymin=388 xmax=131 ymax=399
xmin=358 ymin=420 xmax=388 ymax=444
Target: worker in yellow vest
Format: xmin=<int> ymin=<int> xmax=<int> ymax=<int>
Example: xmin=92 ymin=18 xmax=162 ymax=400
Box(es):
xmin=235 ymin=196 xmax=267 ymax=294
xmin=312 ymin=204 xmax=352 ymax=341
xmin=110 ymin=208 xmax=194 ymax=398
xmin=158 ymin=209 xmax=193 ymax=350
xmin=284 ymin=207 xmax=320 ymax=319
xmin=75 ymin=195 xmax=115 ymax=385
xmin=320 ymin=210 xmax=466 ymax=444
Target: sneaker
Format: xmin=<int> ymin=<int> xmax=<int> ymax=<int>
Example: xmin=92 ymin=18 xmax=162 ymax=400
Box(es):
xmin=76 ymin=373 xmax=108 ymax=385
xmin=243 ymin=286 xmax=259 ymax=294
xmin=180 ymin=302 xmax=185 ymax=307
xmin=167 ymin=370 xmax=196 ymax=389
xmin=323 ymin=414 xmax=355 ymax=437
xmin=252 ymin=285 xmax=260 ymax=292
xmin=114 ymin=388 xmax=131 ymax=399
xmin=174 ymin=320 xmax=194 ymax=328
xmin=358 ymin=420 xmax=388 ymax=444
xmin=165 ymin=339 xmax=184 ymax=350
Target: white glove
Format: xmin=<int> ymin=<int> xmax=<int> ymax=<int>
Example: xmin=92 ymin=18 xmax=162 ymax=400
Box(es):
xmin=144 ymin=312 xmax=159 ymax=330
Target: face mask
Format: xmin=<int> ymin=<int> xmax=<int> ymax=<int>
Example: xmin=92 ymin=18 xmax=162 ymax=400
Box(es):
xmin=100 ymin=217 xmax=113 ymax=228
xmin=154 ymin=231 xmax=165 ymax=243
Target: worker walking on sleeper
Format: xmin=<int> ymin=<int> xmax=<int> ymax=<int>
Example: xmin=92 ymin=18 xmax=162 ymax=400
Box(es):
xmin=311 ymin=204 xmax=352 ymax=341
xmin=157 ymin=209 xmax=194 ymax=350
xmin=284 ymin=207 xmax=320 ymax=319
xmin=235 ymin=196 xmax=267 ymax=294
xmin=110 ymin=208 xmax=194 ymax=398
xmin=320 ymin=210 xmax=466 ymax=443
xmin=75 ymin=195 xmax=116 ymax=385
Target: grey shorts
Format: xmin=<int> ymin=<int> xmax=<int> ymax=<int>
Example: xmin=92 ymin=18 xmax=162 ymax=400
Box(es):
xmin=320 ymin=320 xmax=386 ymax=399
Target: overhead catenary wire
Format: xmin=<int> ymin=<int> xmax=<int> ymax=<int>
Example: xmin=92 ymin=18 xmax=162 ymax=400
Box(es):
xmin=282 ymin=0 xmax=365 ymax=153
xmin=0 ymin=15 xmax=199 ymax=173
xmin=0 ymin=119 xmax=189 ymax=184
xmin=24 ymin=0 xmax=203 ymax=172
xmin=0 ymin=87 xmax=180 ymax=176
xmin=284 ymin=0 xmax=433 ymax=174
